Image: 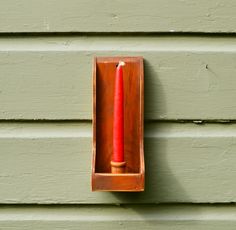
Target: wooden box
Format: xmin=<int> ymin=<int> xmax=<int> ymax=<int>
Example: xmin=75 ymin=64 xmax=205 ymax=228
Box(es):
xmin=92 ymin=57 xmax=144 ymax=192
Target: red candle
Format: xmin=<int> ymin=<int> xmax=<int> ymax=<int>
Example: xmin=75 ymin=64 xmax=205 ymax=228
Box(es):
xmin=113 ymin=61 xmax=125 ymax=162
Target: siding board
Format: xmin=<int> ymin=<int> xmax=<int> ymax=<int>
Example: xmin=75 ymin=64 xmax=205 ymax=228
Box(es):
xmin=1 ymin=122 xmax=236 ymax=203
xmin=0 ymin=205 xmax=236 ymax=229
xmin=0 ymin=0 xmax=236 ymax=33
xmin=1 ymin=36 xmax=236 ymax=120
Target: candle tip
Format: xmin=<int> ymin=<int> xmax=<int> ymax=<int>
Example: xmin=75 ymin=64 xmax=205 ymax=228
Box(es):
xmin=118 ymin=61 xmax=125 ymax=67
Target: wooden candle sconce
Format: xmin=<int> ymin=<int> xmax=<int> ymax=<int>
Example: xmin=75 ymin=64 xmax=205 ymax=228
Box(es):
xmin=92 ymin=57 xmax=144 ymax=192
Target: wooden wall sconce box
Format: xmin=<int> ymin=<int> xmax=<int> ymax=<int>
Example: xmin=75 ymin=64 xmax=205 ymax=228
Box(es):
xmin=92 ymin=56 xmax=144 ymax=192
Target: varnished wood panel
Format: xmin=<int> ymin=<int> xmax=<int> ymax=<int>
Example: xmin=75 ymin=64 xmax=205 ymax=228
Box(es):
xmin=95 ymin=57 xmax=142 ymax=173
xmin=92 ymin=57 xmax=144 ymax=191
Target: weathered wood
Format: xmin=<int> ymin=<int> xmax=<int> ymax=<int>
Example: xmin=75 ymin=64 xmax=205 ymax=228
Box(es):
xmin=0 ymin=204 xmax=236 ymax=229
xmin=0 ymin=0 xmax=236 ymax=33
xmin=1 ymin=36 xmax=236 ymax=120
xmin=1 ymin=121 xmax=236 ymax=203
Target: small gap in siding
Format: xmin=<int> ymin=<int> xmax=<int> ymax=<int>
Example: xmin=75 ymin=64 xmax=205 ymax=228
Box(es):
xmin=0 ymin=32 xmax=235 ymax=38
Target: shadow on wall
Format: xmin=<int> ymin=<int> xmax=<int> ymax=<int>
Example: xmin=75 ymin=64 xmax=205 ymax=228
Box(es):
xmin=106 ymin=58 xmax=205 ymax=227
xmin=110 ymin=59 xmax=190 ymax=204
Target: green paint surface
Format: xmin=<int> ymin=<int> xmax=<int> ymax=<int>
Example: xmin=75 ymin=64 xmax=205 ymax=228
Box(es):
xmin=0 ymin=36 xmax=236 ymax=120
xmin=1 ymin=1 xmax=236 ymax=227
xmin=0 ymin=122 xmax=236 ymax=204
xmin=0 ymin=0 xmax=235 ymax=33
xmin=0 ymin=204 xmax=236 ymax=229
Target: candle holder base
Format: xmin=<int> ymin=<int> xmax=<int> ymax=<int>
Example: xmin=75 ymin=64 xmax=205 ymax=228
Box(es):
xmin=111 ymin=161 xmax=126 ymax=174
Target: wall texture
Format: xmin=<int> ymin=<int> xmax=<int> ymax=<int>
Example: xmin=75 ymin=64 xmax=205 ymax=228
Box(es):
xmin=1 ymin=0 xmax=236 ymax=229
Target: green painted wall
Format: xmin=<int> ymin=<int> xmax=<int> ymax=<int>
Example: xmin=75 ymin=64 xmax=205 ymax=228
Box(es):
xmin=0 ymin=0 xmax=236 ymax=229
xmin=0 ymin=0 xmax=235 ymax=33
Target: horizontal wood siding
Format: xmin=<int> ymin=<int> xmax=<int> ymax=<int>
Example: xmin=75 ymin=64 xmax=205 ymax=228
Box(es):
xmin=1 ymin=122 xmax=236 ymax=203
xmin=1 ymin=36 xmax=236 ymax=120
xmin=1 ymin=0 xmax=236 ymax=228
xmin=0 ymin=205 xmax=236 ymax=229
xmin=0 ymin=0 xmax=236 ymax=33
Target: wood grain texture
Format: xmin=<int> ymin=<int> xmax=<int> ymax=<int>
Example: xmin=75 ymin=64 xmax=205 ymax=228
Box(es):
xmin=1 ymin=36 xmax=236 ymax=120
xmin=94 ymin=57 xmax=143 ymax=173
xmin=0 ymin=0 xmax=236 ymax=33
xmin=92 ymin=57 xmax=144 ymax=191
xmin=1 ymin=121 xmax=236 ymax=203
xmin=0 ymin=204 xmax=236 ymax=229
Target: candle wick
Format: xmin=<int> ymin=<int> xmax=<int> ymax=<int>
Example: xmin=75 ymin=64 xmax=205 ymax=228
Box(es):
xmin=117 ymin=61 xmax=125 ymax=68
